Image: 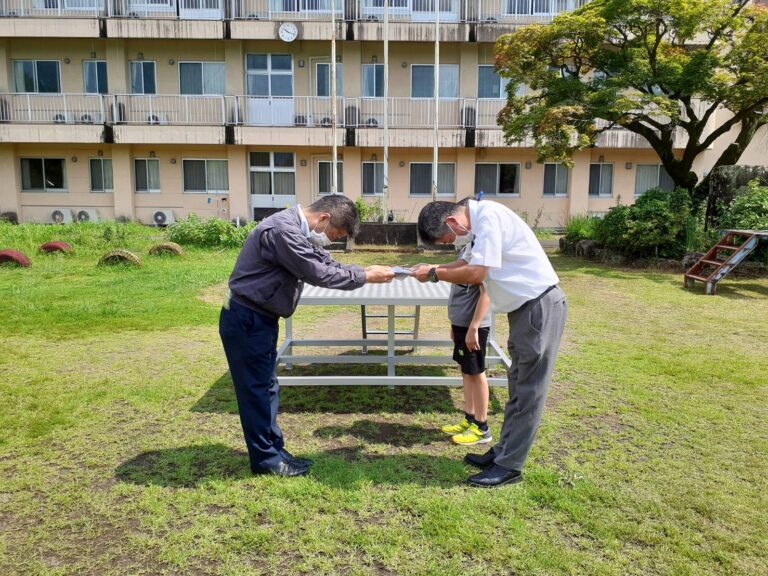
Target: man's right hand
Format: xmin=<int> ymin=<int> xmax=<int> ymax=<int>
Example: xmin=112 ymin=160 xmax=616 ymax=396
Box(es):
xmin=365 ymin=265 xmax=396 ymax=283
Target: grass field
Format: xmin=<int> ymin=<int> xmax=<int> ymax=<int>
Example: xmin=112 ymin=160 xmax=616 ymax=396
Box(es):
xmin=1 ymin=223 xmax=767 ymax=575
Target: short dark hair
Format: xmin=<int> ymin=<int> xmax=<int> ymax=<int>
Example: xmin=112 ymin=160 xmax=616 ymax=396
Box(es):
xmin=308 ymin=194 xmax=360 ymax=238
xmin=417 ymin=201 xmax=460 ymax=244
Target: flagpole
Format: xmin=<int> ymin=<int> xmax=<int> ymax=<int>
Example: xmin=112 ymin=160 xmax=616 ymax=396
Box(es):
xmin=331 ymin=4 xmax=338 ymax=194
xmin=432 ymin=2 xmax=440 ymax=201
xmin=383 ymin=0 xmax=390 ymax=216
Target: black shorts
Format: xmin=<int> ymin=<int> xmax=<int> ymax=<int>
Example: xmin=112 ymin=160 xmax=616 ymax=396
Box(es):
xmin=451 ymin=324 xmax=490 ymax=376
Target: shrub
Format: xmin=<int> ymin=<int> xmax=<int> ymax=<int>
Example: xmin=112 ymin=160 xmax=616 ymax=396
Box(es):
xmin=166 ymin=214 xmax=258 ymax=248
xmin=0 ymin=221 xmax=152 ymax=253
xmin=720 ymin=181 xmax=768 ymax=231
xmin=355 ymin=197 xmax=384 ymax=223
xmin=595 ymin=188 xmax=690 ymax=259
xmin=564 ymin=214 xmax=601 ymax=245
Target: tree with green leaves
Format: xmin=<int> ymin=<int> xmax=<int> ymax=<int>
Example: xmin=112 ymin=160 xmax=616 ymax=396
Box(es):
xmin=495 ymin=0 xmax=768 ymax=209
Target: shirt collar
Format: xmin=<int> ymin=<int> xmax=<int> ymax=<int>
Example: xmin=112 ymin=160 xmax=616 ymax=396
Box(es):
xmin=296 ymin=204 xmax=310 ymax=237
xmin=467 ymin=199 xmax=478 ymax=230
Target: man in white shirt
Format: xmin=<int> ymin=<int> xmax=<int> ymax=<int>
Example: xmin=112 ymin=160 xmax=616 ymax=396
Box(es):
xmin=413 ymin=199 xmax=567 ymax=488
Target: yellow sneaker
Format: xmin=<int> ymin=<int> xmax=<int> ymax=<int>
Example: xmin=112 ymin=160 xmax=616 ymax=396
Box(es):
xmin=441 ymin=418 xmax=471 ymax=435
xmin=452 ymin=423 xmax=493 ymax=446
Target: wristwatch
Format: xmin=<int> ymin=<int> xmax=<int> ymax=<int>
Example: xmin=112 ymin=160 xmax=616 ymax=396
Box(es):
xmin=427 ymin=267 xmax=439 ymax=283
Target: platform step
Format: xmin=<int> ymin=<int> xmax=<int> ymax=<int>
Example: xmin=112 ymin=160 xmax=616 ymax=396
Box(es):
xmin=701 ymin=259 xmax=725 ymax=266
xmin=685 ymin=274 xmax=711 ymax=282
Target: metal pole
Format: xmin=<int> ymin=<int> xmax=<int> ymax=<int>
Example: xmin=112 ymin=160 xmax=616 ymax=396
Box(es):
xmin=432 ymin=1 xmax=440 ymax=201
xmin=383 ymin=0 xmax=389 ymax=214
xmin=331 ymin=6 xmax=338 ymax=194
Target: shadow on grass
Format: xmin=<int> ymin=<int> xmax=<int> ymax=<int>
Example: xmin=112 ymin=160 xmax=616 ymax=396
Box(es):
xmin=115 ymin=444 xmax=252 ymax=488
xmin=314 ymin=419 xmax=446 ymax=447
xmin=690 ymin=281 xmax=768 ymax=299
xmin=192 ymin=372 xmax=458 ymax=415
xmin=115 ymin=444 xmax=466 ymax=488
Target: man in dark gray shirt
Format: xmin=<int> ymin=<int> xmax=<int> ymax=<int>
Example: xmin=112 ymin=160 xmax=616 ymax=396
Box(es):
xmin=220 ymin=195 xmax=394 ymax=477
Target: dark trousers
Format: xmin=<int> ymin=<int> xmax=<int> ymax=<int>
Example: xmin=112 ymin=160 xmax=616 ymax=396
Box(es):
xmin=492 ymin=286 xmax=568 ymax=471
xmin=219 ymin=299 xmax=284 ymax=472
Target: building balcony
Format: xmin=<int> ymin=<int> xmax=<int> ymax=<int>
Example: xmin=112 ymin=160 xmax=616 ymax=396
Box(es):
xmin=0 ymin=0 xmax=590 ymax=22
xmin=0 ymin=93 xmax=106 ymax=142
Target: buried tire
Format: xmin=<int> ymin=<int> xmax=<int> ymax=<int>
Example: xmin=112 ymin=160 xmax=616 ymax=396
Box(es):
xmin=0 ymin=249 xmax=31 ymax=268
xmin=148 ymin=242 xmax=185 ymax=257
xmin=98 ymin=249 xmax=141 ymax=267
xmin=40 ymin=241 xmax=74 ymax=254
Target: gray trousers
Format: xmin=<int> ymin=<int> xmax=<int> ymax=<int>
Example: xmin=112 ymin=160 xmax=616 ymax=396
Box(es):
xmin=492 ymin=286 xmax=568 ymax=471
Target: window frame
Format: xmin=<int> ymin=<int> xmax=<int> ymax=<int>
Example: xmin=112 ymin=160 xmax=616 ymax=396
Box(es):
xmin=588 ymin=163 xmax=614 ymax=198
xmin=542 ymin=163 xmax=569 ymax=197
xmin=133 ymin=158 xmax=161 ymax=194
xmin=317 ymin=160 xmax=344 ymax=195
xmin=19 ymin=157 xmax=67 ymax=192
xmin=474 ymin=162 xmax=521 ymax=197
xmin=12 ymin=60 xmax=61 ymax=94
xmin=83 ymin=60 xmax=108 ymax=95
xmin=316 ymin=62 xmax=343 ymax=98
xmin=410 ymin=64 xmax=460 ymax=100
xmin=361 ymin=161 xmax=385 ymax=196
xmin=89 ymin=157 xmax=114 ymax=193
xmin=408 ymin=162 xmax=457 ymax=197
xmin=129 ymin=60 xmax=157 ymax=95
xmin=634 ymin=163 xmax=674 ymax=197
xmin=477 ymin=64 xmax=514 ymax=100
xmin=182 ymin=158 xmax=229 ymax=194
xmin=248 ymin=151 xmax=296 ymax=197
xmin=178 ymin=61 xmax=226 ymax=96
xmin=361 ymin=63 xmax=384 ymax=98
xmin=245 ymin=54 xmax=294 ymax=97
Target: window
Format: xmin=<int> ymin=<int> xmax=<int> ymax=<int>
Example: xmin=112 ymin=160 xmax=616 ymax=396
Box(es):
xmin=246 ymin=54 xmax=293 ymax=97
xmin=134 ymin=159 xmax=161 ymax=193
xmin=13 ymin=60 xmax=60 ymax=93
xmin=179 ymin=62 xmax=225 ymax=95
xmin=362 ymin=162 xmax=385 ymax=196
xmin=83 ymin=61 xmax=108 ymax=95
xmin=475 ymin=164 xmax=520 ymax=196
xmin=411 ymin=64 xmax=459 ymax=99
xmin=90 ymin=158 xmax=113 ymax=192
xmin=318 ymin=161 xmax=344 ymax=195
xmin=316 ymin=63 xmax=343 ymax=97
xmin=543 ymin=163 xmax=569 ymax=197
xmin=130 ymin=61 xmax=156 ymax=95
xmin=183 ymin=159 xmax=229 ymax=193
xmin=635 ymin=164 xmax=674 ymax=196
xmin=588 ymin=163 xmax=613 ymax=197
xmin=477 ymin=65 xmax=512 ymax=99
xmin=249 ymin=152 xmax=296 ymax=197
xmin=20 ymin=158 xmax=66 ymax=191
xmin=362 ymin=63 xmax=384 ymax=98
xmin=409 ymin=163 xmax=456 ymax=196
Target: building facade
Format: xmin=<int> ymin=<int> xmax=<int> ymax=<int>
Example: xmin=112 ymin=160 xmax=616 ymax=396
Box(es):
xmin=0 ymin=1 xmax=766 ymax=226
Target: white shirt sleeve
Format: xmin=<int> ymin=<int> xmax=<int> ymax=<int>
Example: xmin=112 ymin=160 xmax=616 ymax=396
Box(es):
xmin=469 ymin=210 xmax=503 ymax=269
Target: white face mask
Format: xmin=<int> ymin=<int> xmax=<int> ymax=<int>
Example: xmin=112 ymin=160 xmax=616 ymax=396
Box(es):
xmin=309 ymin=219 xmax=332 ymax=247
xmin=450 ymin=223 xmax=473 ymax=250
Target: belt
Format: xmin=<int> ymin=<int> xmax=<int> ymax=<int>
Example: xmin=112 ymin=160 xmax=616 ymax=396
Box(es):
xmin=521 ymin=285 xmax=558 ymax=308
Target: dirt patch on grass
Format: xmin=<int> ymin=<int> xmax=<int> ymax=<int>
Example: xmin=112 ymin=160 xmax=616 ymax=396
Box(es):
xmin=199 ymin=282 xmax=228 ymax=306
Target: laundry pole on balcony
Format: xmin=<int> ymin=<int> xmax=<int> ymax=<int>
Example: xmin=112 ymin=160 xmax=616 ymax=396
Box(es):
xmin=382 ymin=0 xmax=390 ymax=217
xmin=432 ymin=4 xmax=440 ymax=201
xmin=331 ymin=6 xmax=339 ymax=195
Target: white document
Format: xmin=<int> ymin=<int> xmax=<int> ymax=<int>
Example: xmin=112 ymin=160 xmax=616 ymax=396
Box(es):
xmin=391 ymin=266 xmax=413 ymax=278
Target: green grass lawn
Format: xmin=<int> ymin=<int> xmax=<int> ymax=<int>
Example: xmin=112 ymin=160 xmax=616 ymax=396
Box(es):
xmin=1 ymin=224 xmax=767 ymax=575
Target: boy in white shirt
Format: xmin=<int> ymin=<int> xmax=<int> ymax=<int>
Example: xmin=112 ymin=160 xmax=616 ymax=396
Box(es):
xmin=413 ymin=199 xmax=567 ymax=488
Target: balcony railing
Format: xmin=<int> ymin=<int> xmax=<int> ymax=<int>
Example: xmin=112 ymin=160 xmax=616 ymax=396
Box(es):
xmin=111 ymin=94 xmax=231 ymax=125
xmin=0 ymin=0 xmax=590 ymax=20
xmin=232 ymin=95 xmax=345 ymax=126
xmin=350 ymin=97 xmax=465 ymax=128
xmin=0 ymin=0 xmax=104 ymax=17
xmin=0 ymin=93 xmax=106 ymax=124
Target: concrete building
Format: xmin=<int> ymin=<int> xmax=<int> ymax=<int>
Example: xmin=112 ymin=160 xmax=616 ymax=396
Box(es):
xmin=0 ymin=1 xmax=766 ymax=226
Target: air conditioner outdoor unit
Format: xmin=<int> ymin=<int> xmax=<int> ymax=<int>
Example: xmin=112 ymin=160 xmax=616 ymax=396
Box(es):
xmin=78 ymin=112 xmax=103 ymax=124
xmin=152 ymin=210 xmax=175 ymax=227
xmin=52 ymin=112 xmax=69 ymax=124
xmin=147 ymin=113 xmax=169 ymax=125
xmin=364 ymin=116 xmax=381 ymax=128
xmin=51 ymin=208 xmax=73 ymax=224
xmin=76 ymin=209 xmax=99 ymax=223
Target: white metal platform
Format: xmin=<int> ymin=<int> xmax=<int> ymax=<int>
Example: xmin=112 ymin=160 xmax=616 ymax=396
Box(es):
xmin=278 ymin=277 xmax=511 ymax=386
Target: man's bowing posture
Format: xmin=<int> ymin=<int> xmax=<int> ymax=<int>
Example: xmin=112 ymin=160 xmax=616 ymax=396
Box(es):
xmin=413 ymin=199 xmax=567 ymax=488
xmin=221 ymin=195 xmax=394 ymax=477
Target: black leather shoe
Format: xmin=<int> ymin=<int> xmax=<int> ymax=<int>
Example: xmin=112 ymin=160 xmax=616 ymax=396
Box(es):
xmin=253 ymin=459 xmax=309 ymax=477
xmin=281 ymin=449 xmax=314 ymax=467
xmin=467 ymin=464 xmax=522 ymax=488
xmin=464 ymin=448 xmax=496 ymax=469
